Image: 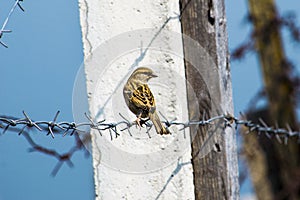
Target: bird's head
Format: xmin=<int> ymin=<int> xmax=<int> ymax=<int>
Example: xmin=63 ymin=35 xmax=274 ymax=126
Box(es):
xmin=130 ymin=67 xmax=158 ymax=83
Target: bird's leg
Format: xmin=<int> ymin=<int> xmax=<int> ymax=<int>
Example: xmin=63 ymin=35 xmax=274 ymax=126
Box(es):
xmin=135 ymin=112 xmax=142 ymax=128
xmin=135 ymin=114 xmax=150 ymax=128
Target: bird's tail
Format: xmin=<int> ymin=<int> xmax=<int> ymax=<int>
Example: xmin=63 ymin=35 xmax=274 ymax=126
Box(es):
xmin=149 ymin=111 xmax=170 ymax=135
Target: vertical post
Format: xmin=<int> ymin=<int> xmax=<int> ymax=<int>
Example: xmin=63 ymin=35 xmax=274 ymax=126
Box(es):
xmin=243 ymin=0 xmax=300 ymax=199
xmin=78 ymin=0 xmax=196 ymax=199
xmin=180 ymin=0 xmax=239 ymax=199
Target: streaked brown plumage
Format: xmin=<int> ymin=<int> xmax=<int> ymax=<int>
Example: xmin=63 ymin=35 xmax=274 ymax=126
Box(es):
xmin=123 ymin=67 xmax=170 ymax=135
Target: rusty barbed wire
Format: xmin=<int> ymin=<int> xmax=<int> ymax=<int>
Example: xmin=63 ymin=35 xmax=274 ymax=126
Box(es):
xmin=232 ymin=11 xmax=300 ymax=60
xmin=0 ymin=0 xmax=25 ymax=48
xmin=0 ymin=122 xmax=90 ymax=176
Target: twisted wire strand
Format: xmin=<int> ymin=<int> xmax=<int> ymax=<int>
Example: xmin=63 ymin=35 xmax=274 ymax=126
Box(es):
xmin=1 ymin=111 xmax=300 ymax=142
xmin=0 ymin=0 xmax=25 ymax=48
xmin=1 ymin=110 xmax=300 ymax=176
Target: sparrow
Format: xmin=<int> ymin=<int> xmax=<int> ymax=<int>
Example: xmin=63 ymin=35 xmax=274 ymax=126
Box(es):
xmin=123 ymin=67 xmax=170 ymax=135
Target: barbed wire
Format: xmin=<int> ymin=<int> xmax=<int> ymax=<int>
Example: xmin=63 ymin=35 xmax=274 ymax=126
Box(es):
xmin=0 ymin=121 xmax=90 ymax=176
xmin=0 ymin=0 xmax=25 ymax=48
xmin=1 ymin=110 xmax=300 ymax=175
xmin=1 ymin=110 xmax=300 ymax=142
xmin=232 ymin=11 xmax=300 ymax=60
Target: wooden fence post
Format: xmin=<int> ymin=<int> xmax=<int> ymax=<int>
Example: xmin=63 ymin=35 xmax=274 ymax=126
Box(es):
xmin=180 ymin=0 xmax=239 ymax=199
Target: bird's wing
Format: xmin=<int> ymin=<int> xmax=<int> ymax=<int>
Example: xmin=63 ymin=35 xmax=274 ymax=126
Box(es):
xmin=130 ymin=84 xmax=156 ymax=110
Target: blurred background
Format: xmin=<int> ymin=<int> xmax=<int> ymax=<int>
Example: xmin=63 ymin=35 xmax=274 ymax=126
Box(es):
xmin=0 ymin=0 xmax=299 ymax=199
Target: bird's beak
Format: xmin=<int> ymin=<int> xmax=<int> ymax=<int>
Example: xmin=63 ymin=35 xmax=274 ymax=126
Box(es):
xmin=151 ymin=73 xmax=158 ymax=78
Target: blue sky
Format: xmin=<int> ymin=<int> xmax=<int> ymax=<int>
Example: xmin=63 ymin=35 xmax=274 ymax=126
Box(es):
xmin=0 ymin=0 xmax=299 ymax=199
xmin=0 ymin=1 xmax=94 ymax=200
xmin=227 ymin=0 xmax=300 ymax=197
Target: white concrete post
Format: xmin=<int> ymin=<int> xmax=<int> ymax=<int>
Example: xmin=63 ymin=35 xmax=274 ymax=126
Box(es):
xmin=78 ymin=0 xmax=194 ymax=199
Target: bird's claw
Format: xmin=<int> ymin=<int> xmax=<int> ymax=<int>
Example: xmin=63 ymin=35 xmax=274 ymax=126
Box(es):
xmin=134 ymin=118 xmax=149 ymax=129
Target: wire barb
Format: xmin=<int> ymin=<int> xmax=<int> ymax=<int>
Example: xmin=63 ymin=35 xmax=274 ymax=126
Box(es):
xmin=0 ymin=0 xmax=25 ymax=48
